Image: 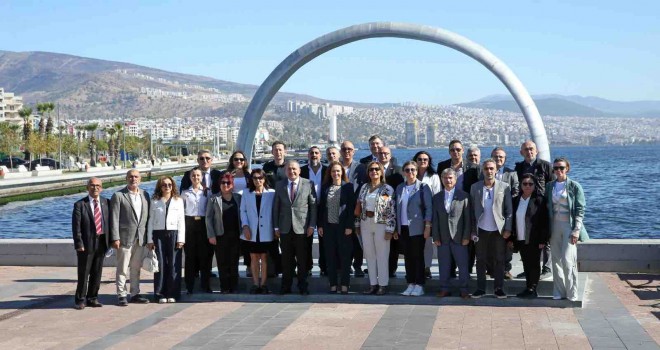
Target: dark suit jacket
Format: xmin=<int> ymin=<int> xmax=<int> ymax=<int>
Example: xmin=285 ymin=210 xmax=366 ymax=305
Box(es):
xmin=514 ymin=158 xmax=555 ymax=197
xmin=180 ymin=168 xmax=222 ymax=194
xmin=272 ymin=178 xmax=317 ymax=234
xmin=512 ymin=194 xmax=549 ymax=245
xmin=72 ymin=196 xmax=111 ymax=252
xmin=317 ymin=182 xmax=355 ymax=232
xmin=360 ymin=154 xmax=399 ymax=166
xmin=436 ymin=158 xmax=479 ymax=193
xmin=344 ymin=160 xmax=366 ymax=193
xmin=383 ymin=163 xmax=404 ymax=190
xmin=431 ymin=189 xmax=471 ymax=244
xmin=300 ymin=164 xmax=327 ymax=186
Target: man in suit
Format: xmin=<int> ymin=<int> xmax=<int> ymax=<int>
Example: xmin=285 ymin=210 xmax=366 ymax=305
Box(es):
xmin=514 ymin=140 xmax=555 ymax=277
xmin=432 ymin=169 xmax=471 ymax=299
xmin=340 ymin=140 xmax=366 ymax=277
xmin=491 ymin=147 xmax=520 ymax=279
xmin=359 ymin=134 xmax=398 ymax=166
xmin=72 ymin=177 xmax=111 ymax=310
xmin=377 ymin=146 xmax=404 ymax=277
xmin=273 ymin=160 xmax=317 ymax=295
xmin=469 ymin=159 xmax=513 ymax=299
xmin=180 ymin=149 xmax=222 ymax=194
xmin=111 ymin=169 xmax=151 ymax=306
xmin=300 ymin=146 xmax=327 ymax=275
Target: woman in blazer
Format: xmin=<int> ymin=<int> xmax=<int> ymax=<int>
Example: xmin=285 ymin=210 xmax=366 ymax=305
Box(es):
xmin=239 ymin=168 xmax=275 ymax=294
xmin=317 ymin=161 xmax=355 ymax=294
xmin=413 ymin=151 xmax=441 ymax=279
xmin=147 ymin=176 xmax=185 ymax=303
xmin=512 ymin=173 xmax=549 ymax=298
xmin=355 ymin=161 xmax=396 ymax=295
xmin=206 ymin=173 xmax=242 ymax=293
xmin=395 ymin=161 xmax=433 ymax=297
xmin=545 ymin=157 xmax=588 ymax=301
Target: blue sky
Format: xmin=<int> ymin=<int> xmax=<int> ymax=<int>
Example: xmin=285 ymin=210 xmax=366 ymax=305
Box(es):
xmin=2 ymin=0 xmax=659 ymax=104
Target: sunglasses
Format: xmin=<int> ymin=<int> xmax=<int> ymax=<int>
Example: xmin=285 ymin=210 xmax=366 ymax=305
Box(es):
xmin=233 ymin=158 xmax=245 ymax=162
xmin=553 ymin=166 xmax=567 ymax=171
xmin=220 ymin=181 xmax=232 ymax=185
xmin=450 ymin=148 xmax=463 ymax=152
xmin=252 ymin=176 xmax=264 ymax=180
xmin=521 ymin=182 xmax=534 ymax=187
xmin=368 ymin=167 xmax=380 ymax=172
xmin=198 ymin=157 xmax=212 ymax=161
xmin=403 ymin=168 xmax=416 ymax=173
xmin=161 ymin=183 xmax=173 ymax=188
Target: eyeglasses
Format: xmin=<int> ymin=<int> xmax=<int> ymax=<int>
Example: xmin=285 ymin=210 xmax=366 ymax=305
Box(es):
xmin=521 ymin=182 xmax=534 ymax=187
xmin=252 ymin=176 xmax=264 ymax=180
xmin=553 ymin=166 xmax=567 ymax=171
xmin=161 ymin=183 xmax=173 ymax=188
xmin=416 ymin=158 xmax=429 ymax=162
xmin=233 ymin=158 xmax=245 ymax=162
xmin=403 ymin=168 xmax=416 ymax=173
xmin=368 ymin=167 xmax=380 ymax=172
xmin=450 ymin=148 xmax=463 ymax=152
xmin=198 ymin=157 xmax=212 ymax=161
xmin=340 ymin=147 xmax=354 ymax=152
xmin=220 ymin=181 xmax=232 ymax=185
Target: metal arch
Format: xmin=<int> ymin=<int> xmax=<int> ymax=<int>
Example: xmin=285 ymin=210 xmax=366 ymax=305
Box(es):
xmin=237 ymin=22 xmax=550 ymax=161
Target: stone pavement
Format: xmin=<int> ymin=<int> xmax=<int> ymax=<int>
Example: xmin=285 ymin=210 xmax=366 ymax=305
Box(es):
xmin=0 ymin=266 xmax=657 ymax=349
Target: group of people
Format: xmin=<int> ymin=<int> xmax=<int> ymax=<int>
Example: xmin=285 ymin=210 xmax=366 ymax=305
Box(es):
xmin=72 ymin=137 xmax=587 ymax=310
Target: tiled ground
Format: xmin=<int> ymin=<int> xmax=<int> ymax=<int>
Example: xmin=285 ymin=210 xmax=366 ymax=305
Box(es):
xmin=0 ymin=266 xmax=657 ymax=349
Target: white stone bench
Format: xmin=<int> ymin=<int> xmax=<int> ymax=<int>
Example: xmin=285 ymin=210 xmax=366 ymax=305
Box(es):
xmin=0 ymin=165 xmax=29 ymax=179
xmin=31 ymin=165 xmax=63 ymax=177
xmin=85 ymin=166 xmax=106 ymax=173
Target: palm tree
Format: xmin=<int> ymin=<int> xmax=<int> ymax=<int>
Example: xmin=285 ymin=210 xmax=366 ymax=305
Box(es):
xmin=45 ymin=102 xmax=55 ymax=135
xmin=84 ymin=123 xmax=98 ymax=166
xmin=18 ymin=107 xmax=33 ymax=159
xmin=36 ymin=103 xmax=47 ymax=135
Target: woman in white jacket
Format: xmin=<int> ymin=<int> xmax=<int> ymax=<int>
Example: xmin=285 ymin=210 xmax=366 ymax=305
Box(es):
xmin=147 ymin=176 xmax=185 ymax=303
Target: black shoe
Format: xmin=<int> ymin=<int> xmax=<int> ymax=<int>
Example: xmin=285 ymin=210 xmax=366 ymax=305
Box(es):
xmin=542 ymin=267 xmax=551 ymax=275
xmin=494 ymin=289 xmax=507 ymax=299
xmin=425 ymin=267 xmax=432 ymax=279
xmin=450 ymin=270 xmax=457 ymax=279
xmin=516 ymin=271 xmax=526 ymax=278
xmin=267 ymin=273 xmax=277 ymax=278
xmin=389 ymin=272 xmax=396 ymax=278
xmin=471 ymin=289 xmax=486 ymax=299
xmin=87 ymin=300 xmax=103 ymax=308
xmin=363 ymin=285 xmax=378 ymax=295
xmin=129 ymin=294 xmax=150 ymax=304
xmin=260 ymin=285 xmax=270 ymax=294
xmin=363 ymin=269 xmax=368 ymax=274
xmin=279 ymin=287 xmax=292 ymax=295
xmin=203 ymin=288 xmax=213 ymax=294
xmin=516 ymin=289 xmax=537 ymax=298
xmin=186 ymin=289 xmax=193 ymax=295
xmin=376 ymin=286 xmax=388 ymax=295
xmin=354 ymin=270 xmax=365 ymax=277
xmin=117 ymin=297 xmax=128 ymax=306
xmin=74 ymin=302 xmax=85 ymax=310
xmin=300 ymin=288 xmax=310 ymax=295
xmin=250 ymin=285 xmax=261 ymax=294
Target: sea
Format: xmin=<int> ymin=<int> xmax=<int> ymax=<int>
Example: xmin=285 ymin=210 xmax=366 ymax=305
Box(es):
xmin=0 ymin=145 xmax=658 ymax=239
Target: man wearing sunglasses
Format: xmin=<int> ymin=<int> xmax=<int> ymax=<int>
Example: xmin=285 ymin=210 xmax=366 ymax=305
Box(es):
xmin=180 ymin=149 xmax=222 ymax=194
xmin=436 ymin=140 xmax=480 ymax=193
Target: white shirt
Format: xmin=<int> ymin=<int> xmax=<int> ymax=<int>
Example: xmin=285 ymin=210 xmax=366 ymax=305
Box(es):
xmin=202 ymin=170 xmax=211 ymax=189
xmin=478 ymin=185 xmax=498 ymax=231
xmin=307 ymin=165 xmax=323 ymax=200
xmin=233 ymin=176 xmax=247 ymax=194
xmin=365 ymin=190 xmax=378 ymax=211
xmin=516 ymin=197 xmax=530 ymax=241
xmin=444 ymin=188 xmax=455 ymax=213
xmin=88 ymin=195 xmax=102 ymax=218
xmin=127 ymin=190 xmax=142 ymax=223
xmin=400 ymin=184 xmax=415 ymax=225
xmin=182 ymin=187 xmax=207 ymax=216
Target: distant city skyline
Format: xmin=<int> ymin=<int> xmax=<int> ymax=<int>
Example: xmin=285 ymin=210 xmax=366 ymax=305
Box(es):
xmin=2 ymin=1 xmax=659 ymax=105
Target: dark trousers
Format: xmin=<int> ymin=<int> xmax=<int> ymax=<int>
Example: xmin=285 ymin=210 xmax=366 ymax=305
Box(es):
xmin=399 ymin=226 xmax=426 ymax=285
xmin=388 ymin=236 xmax=400 ymax=275
xmin=307 ymin=233 xmax=326 ymax=273
xmin=323 ymin=223 xmax=353 ymax=287
xmin=280 ymin=233 xmax=309 ymax=291
xmin=542 ymin=244 xmax=551 ymax=271
xmin=438 ymin=240 xmax=469 ymax=292
xmin=269 ymin=238 xmax=283 ymax=274
xmin=184 ymin=217 xmax=213 ymax=291
xmin=75 ymin=235 xmax=107 ymax=304
xmin=518 ymin=242 xmax=542 ymax=290
xmin=153 ymin=230 xmax=183 ymax=299
xmin=215 ymin=231 xmax=240 ymax=292
xmin=476 ymin=228 xmax=506 ymax=291
xmin=451 ymin=240 xmax=476 ymax=275
xmin=351 ymin=232 xmax=363 ymax=271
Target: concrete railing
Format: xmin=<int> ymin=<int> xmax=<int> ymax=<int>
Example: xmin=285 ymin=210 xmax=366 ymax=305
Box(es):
xmin=0 ymin=238 xmax=657 ymax=272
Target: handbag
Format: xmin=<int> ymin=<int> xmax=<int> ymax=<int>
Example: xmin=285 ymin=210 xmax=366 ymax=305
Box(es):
xmin=142 ymin=249 xmax=159 ymax=273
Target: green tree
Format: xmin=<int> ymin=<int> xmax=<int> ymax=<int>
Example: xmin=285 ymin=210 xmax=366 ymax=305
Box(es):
xmin=0 ymin=122 xmax=22 ymax=167
xmin=84 ymin=123 xmax=98 ymax=166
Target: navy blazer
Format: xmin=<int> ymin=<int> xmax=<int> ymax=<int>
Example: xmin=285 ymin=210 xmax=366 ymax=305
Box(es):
xmin=317 ymin=182 xmax=355 ymax=232
xmin=512 ymin=194 xmax=549 ymax=245
xmin=72 ymin=196 xmax=111 ymax=252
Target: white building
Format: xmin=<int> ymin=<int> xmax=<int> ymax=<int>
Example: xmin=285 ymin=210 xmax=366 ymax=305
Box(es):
xmin=0 ymin=87 xmax=25 ymax=125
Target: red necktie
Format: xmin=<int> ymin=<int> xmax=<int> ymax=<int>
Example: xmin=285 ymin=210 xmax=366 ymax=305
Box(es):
xmin=94 ymin=199 xmax=103 ymax=235
xmin=290 ymin=182 xmax=296 ymax=202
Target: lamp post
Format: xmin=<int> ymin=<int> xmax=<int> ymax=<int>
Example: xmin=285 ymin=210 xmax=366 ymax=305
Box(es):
xmin=57 ymin=105 xmax=62 ymax=169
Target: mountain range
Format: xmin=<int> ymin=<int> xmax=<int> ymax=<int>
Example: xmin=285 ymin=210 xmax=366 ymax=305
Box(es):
xmin=1 ymin=50 xmax=658 ymax=119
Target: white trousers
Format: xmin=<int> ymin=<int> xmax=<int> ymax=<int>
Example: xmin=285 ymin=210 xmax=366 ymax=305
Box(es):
xmin=361 ymin=219 xmax=390 ymax=287
xmin=116 ymin=242 xmax=145 ymax=298
xmin=550 ymin=219 xmax=578 ymax=300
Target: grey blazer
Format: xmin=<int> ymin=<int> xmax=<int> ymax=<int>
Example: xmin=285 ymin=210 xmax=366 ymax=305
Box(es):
xmin=469 ymin=179 xmax=512 ymax=235
xmin=431 ymin=189 xmax=471 ymax=244
xmin=205 ymin=192 xmax=242 ymax=238
xmin=110 ymin=187 xmax=150 ymax=247
xmin=345 ymin=160 xmax=366 ymax=192
xmin=272 ymin=178 xmax=317 ymax=235
xmin=499 ymin=167 xmax=520 ymax=198
xmin=394 ymin=180 xmax=433 ymax=236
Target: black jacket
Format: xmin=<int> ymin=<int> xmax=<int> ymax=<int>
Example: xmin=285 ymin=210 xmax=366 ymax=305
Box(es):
xmin=512 ymin=194 xmax=549 ymax=246
xmin=180 ymin=168 xmax=222 ymax=194
xmin=317 ymin=182 xmax=356 ymax=232
xmin=72 ymin=196 xmax=111 ymax=252
xmin=262 ymin=160 xmax=287 ymax=189
xmin=514 ymin=159 xmax=555 ymax=197
xmin=436 ymin=158 xmax=480 ymax=193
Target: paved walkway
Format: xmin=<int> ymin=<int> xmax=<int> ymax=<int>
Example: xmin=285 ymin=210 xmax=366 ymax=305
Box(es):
xmin=0 ymin=266 xmax=657 ymax=349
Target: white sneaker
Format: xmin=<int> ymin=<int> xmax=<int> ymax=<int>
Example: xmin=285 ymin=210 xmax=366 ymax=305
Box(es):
xmin=411 ymin=285 xmax=425 ymax=297
xmin=401 ymin=284 xmax=415 ymax=296
xmin=158 ymin=298 xmax=167 ymax=304
xmin=552 ymin=295 xmax=563 ymax=300
xmin=167 ymin=298 xmax=176 ymax=303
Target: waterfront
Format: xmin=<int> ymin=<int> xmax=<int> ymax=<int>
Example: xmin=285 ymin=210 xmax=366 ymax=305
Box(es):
xmin=0 ymin=145 xmax=658 ymax=239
